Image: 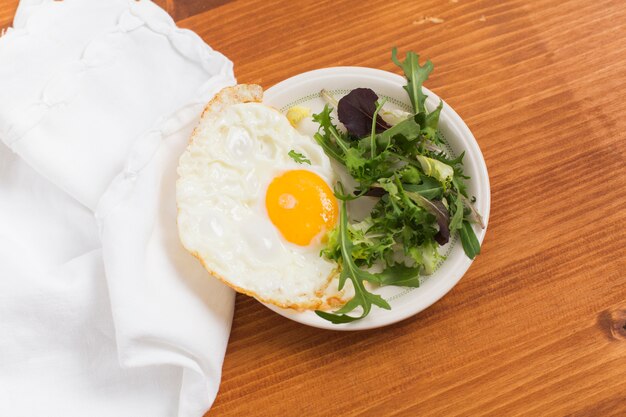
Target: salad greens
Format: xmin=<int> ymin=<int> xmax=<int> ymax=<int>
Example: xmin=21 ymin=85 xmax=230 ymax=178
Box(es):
xmin=313 ymin=48 xmax=483 ymax=324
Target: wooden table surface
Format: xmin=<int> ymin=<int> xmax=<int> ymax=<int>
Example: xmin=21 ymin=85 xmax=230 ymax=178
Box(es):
xmin=2 ymin=0 xmax=625 ymax=416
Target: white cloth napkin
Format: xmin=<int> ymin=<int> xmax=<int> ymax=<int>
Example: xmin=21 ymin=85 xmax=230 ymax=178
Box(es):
xmin=0 ymin=0 xmax=236 ymax=416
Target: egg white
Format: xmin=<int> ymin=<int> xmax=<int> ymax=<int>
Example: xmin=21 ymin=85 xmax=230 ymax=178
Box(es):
xmin=177 ymin=94 xmax=342 ymax=309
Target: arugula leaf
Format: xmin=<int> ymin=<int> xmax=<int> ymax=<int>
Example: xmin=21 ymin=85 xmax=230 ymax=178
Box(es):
xmin=337 ymin=88 xmax=391 ymax=137
xmin=391 ymin=47 xmax=434 ymax=113
xmin=288 ymin=150 xmax=311 ymax=165
xmin=316 ymin=187 xmax=391 ymax=324
xmin=460 ymin=221 xmax=481 ymax=259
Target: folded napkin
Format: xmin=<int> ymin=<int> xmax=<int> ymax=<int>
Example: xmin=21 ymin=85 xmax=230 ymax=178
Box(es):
xmin=0 ymin=0 xmax=236 ymax=415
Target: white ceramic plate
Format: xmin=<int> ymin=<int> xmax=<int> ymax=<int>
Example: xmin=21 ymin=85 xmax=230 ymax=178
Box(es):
xmin=262 ymin=67 xmax=490 ymax=330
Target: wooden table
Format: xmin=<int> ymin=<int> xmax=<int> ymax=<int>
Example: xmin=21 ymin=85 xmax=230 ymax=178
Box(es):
xmin=2 ymin=0 xmax=625 ymax=415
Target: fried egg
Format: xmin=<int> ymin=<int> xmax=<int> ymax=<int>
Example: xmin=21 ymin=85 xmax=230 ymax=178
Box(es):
xmin=177 ymin=85 xmax=345 ymax=310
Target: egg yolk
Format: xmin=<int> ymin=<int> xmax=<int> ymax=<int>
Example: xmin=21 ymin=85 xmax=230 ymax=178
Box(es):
xmin=265 ymin=170 xmax=338 ymax=246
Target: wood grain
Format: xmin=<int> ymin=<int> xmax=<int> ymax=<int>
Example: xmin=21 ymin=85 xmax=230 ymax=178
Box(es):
xmin=2 ymin=0 xmax=624 ymax=416
xmin=0 ymin=0 xmax=17 ymax=30
xmin=187 ymin=1 xmax=626 ymax=415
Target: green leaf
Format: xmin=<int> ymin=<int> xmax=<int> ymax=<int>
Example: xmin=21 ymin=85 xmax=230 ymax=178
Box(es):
xmin=416 ymin=155 xmax=454 ymax=185
xmin=405 ymin=188 xmax=450 ymax=245
xmin=313 ymin=133 xmax=342 ymax=164
xmin=312 ymin=105 xmax=346 ymax=165
xmin=408 ymin=241 xmax=444 ymax=275
xmin=344 ymin=147 xmax=368 ymax=176
xmin=399 ymin=165 xmax=421 ymax=184
xmin=370 ymin=98 xmax=387 ymax=158
xmin=374 ymin=263 xmax=421 ymax=287
xmin=431 ymin=150 xmax=465 ymax=167
xmin=422 ymin=241 xmax=443 ymax=274
xmin=452 ymin=175 xmax=468 ymax=198
xmin=429 ymin=151 xmax=470 ymax=197
xmin=344 ymin=149 xmax=395 ymax=193
xmin=315 ymin=309 xmax=362 ymax=324
xmin=425 ymin=101 xmax=443 ymax=130
xmin=348 ymin=220 xmax=395 ymax=267
xmin=312 ymin=103 xmax=333 ymax=129
xmin=316 ymin=187 xmax=391 ymax=324
xmin=379 ymin=115 xmax=421 ymax=143
xmin=391 ymin=47 xmax=434 ymax=114
xmin=320 ymin=227 xmax=341 ymax=262
xmin=288 ymin=150 xmax=311 ymax=165
xmin=334 ymin=294 xmax=361 ymax=314
xmin=403 ymin=176 xmax=443 ymax=199
xmin=369 ymin=292 xmax=392 ymax=309
xmin=377 ymin=177 xmax=398 ymax=196
xmin=460 ymin=221 xmax=481 ymax=259
xmin=422 ymin=101 xmax=443 ymax=140
xmin=449 ymin=197 xmax=464 ymax=231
